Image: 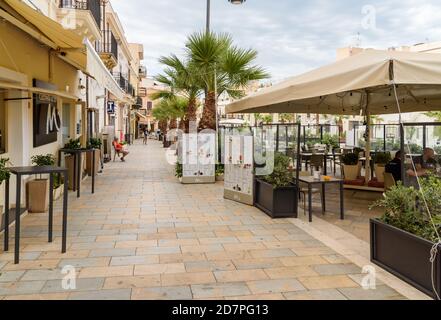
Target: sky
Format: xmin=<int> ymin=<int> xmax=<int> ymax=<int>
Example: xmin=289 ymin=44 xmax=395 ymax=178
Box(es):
xmin=112 ymin=0 xmax=441 ymax=81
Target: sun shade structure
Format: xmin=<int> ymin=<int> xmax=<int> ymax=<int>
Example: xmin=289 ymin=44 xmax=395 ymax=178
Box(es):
xmin=226 ymin=49 xmax=441 ymax=116
xmin=1 ymin=0 xmax=87 ymax=72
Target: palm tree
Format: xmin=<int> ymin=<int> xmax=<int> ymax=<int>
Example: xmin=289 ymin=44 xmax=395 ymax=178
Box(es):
xmin=186 ymin=32 xmax=269 ymax=131
xmin=155 ymin=55 xmax=201 ymax=133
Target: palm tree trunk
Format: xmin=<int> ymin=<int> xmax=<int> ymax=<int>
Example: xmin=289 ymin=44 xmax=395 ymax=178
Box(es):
xmin=169 ymin=118 xmax=178 ymax=130
xmin=198 ymin=91 xmax=216 ymax=131
xmin=158 ymin=119 xmax=168 ymax=135
xmin=185 ymin=97 xmax=197 ymax=133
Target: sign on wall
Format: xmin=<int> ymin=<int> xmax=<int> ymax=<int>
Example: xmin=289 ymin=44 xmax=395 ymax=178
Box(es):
xmin=107 ymin=101 xmax=115 ymax=114
xmin=33 ymin=93 xmax=61 ymax=148
xmin=181 ymin=133 xmax=216 ymax=184
xmin=224 ymin=135 xmax=254 ymax=205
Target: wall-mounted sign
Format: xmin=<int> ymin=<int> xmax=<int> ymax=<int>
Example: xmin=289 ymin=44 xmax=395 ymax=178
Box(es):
xmin=33 ymin=93 xmax=60 ymax=147
xmin=224 ymin=135 xmax=254 ymax=205
xmin=107 ymin=101 xmax=115 ymax=114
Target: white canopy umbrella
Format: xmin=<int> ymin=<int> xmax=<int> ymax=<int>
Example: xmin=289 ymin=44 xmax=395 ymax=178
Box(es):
xmin=226 ymin=49 xmax=441 ymax=184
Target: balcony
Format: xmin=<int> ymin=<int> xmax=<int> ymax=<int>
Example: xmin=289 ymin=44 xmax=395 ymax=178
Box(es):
xmin=57 ymin=0 xmax=102 ymax=41
xmin=96 ymin=30 xmax=118 ymax=69
xmin=112 ymin=72 xmax=128 ymax=92
xmin=132 ymin=96 xmax=143 ymax=110
xmin=139 ymin=66 xmax=147 ymax=78
xmin=138 ymin=87 xmax=147 ymax=97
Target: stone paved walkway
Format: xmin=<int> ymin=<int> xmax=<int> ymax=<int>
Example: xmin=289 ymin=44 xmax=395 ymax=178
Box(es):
xmin=0 ymin=140 xmax=405 ymax=300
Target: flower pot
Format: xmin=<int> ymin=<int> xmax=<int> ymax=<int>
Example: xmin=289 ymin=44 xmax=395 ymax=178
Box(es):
xmin=26 ymin=179 xmax=49 ymax=213
xmin=374 ymin=164 xmax=386 ymax=183
xmin=370 ymin=219 xmax=441 ymax=299
xmin=86 ymin=149 xmax=100 ymax=176
xmin=343 ymin=164 xmax=359 ymax=180
xmin=216 ymin=174 xmax=224 ymax=182
xmin=254 ymin=178 xmax=298 ymax=219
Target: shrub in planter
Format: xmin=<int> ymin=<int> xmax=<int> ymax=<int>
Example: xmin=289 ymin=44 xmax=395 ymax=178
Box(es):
xmin=86 ymin=138 xmax=102 ymax=176
xmin=370 ymin=177 xmax=441 ymax=298
xmin=175 ymin=162 xmax=183 ymax=179
xmin=373 ymin=152 xmax=391 ymax=183
xmin=255 ymin=153 xmax=298 ymax=218
xmin=342 ymin=152 xmax=360 ymax=180
xmin=215 ymin=164 xmax=224 ymax=181
xmin=27 ymin=154 xmax=55 ymax=213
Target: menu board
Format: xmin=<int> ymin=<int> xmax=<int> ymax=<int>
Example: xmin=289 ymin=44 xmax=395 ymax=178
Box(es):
xmin=181 ymin=133 xmax=216 ymax=184
xmin=224 ymin=135 xmax=254 ymax=205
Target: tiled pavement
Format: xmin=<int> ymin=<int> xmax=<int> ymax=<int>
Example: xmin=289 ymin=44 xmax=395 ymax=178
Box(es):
xmin=0 ymin=140 xmax=406 ymax=300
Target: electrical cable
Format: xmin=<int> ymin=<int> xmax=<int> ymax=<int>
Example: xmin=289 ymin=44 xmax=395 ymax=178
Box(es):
xmin=392 ymin=81 xmax=441 ymax=300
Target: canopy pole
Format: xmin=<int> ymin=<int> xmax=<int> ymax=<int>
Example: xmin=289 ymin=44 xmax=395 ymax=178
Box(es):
xmin=365 ymin=92 xmax=371 ymax=185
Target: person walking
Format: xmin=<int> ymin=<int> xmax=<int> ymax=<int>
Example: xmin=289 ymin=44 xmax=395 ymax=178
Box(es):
xmin=143 ymin=128 xmax=149 ymax=145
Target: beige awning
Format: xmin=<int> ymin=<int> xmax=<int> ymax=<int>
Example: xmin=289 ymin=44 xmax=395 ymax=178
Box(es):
xmin=0 ymin=81 xmax=79 ymax=100
xmin=226 ymin=49 xmax=441 ymax=115
xmin=1 ymin=0 xmax=87 ymax=72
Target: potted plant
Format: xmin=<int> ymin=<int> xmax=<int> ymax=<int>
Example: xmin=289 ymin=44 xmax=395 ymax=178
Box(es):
xmin=64 ymin=138 xmax=82 ymax=190
xmin=215 ymin=164 xmax=224 ymax=181
xmin=370 ymin=177 xmax=441 ymax=298
xmin=254 ymin=152 xmax=298 ymax=218
xmin=0 ymin=158 xmax=11 ymax=226
xmin=86 ymin=138 xmax=102 ymax=176
xmin=342 ymin=152 xmax=360 ymax=180
xmin=373 ymin=152 xmax=391 ymax=183
xmin=175 ymin=162 xmax=183 ymax=182
xmin=26 ymin=154 xmax=55 ymax=213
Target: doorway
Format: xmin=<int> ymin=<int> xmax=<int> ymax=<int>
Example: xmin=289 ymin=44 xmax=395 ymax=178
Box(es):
xmin=62 ymin=103 xmax=71 ymax=145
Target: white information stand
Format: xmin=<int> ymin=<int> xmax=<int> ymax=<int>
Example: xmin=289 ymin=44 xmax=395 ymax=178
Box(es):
xmin=224 ymin=135 xmax=254 ymax=205
xmin=181 ymin=133 xmax=216 ymax=184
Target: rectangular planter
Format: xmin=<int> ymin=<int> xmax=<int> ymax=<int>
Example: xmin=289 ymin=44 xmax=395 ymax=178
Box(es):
xmin=26 ymin=179 xmax=49 ymax=213
xmin=86 ymin=149 xmax=100 ymax=176
xmin=370 ymin=219 xmax=441 ymax=299
xmin=254 ymin=178 xmax=298 ymax=219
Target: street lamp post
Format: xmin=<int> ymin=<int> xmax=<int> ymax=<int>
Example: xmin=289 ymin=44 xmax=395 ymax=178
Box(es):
xmin=206 ymin=0 xmax=246 ymax=33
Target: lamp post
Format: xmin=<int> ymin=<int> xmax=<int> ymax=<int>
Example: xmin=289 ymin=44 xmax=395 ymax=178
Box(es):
xmin=206 ymin=0 xmax=246 ymax=33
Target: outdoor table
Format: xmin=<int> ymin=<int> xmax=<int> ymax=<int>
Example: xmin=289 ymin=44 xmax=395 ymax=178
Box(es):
xmin=298 ymin=175 xmax=344 ymax=223
xmin=3 ymin=166 xmax=69 ymax=264
xmin=58 ymin=148 xmax=97 ymax=198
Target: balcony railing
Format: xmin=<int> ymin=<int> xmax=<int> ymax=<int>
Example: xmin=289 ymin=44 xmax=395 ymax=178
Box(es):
xmin=59 ymin=0 xmax=101 ymax=28
xmin=138 ymin=87 xmax=147 ymax=97
xmin=95 ymin=30 xmax=118 ymax=62
xmin=112 ymin=72 xmax=128 ymax=92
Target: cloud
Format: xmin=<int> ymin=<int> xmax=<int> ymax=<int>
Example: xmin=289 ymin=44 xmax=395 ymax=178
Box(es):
xmin=111 ymin=0 xmax=441 ymax=80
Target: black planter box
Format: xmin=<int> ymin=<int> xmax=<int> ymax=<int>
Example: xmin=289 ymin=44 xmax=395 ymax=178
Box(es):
xmin=163 ymin=140 xmax=171 ymax=148
xmin=254 ymin=178 xmax=298 ymax=219
xmin=370 ymin=219 xmax=441 ymax=299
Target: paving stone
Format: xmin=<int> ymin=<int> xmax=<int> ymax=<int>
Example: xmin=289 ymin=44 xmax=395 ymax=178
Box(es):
xmin=233 ymin=258 xmax=284 ymax=270
xmin=110 ymin=255 xmax=159 ymax=266
xmin=249 ymin=249 xmax=296 ymax=259
xmin=69 ymin=289 xmax=131 ymax=300
xmin=298 ymin=275 xmax=359 ymax=290
xmin=136 ymin=246 xmax=181 ymax=255
xmin=103 ymin=275 xmax=161 ymax=289
xmin=21 ymin=269 xmax=66 ymax=281
xmin=78 ymin=266 xmax=134 ymax=278
xmin=214 ymin=269 xmax=268 ymax=283
xmin=59 ymin=257 xmax=110 ymax=268
xmin=247 ymin=279 xmax=306 ymax=294
xmin=184 ymin=260 xmax=235 ymax=273
xmin=134 ymin=263 xmax=186 ymax=275
xmin=313 ymin=264 xmax=361 ymax=276
xmin=264 ymin=266 xmax=318 ymax=279
xmin=283 ymin=288 xmax=348 ymax=300
xmin=0 ymin=281 xmax=46 ymax=295
xmin=338 ymin=285 xmax=404 ymax=300
xmin=132 ymin=286 xmax=192 ymax=300
xmin=280 ymin=256 xmax=329 ymax=267
xmin=191 ymin=282 xmax=251 ymax=299
xmin=42 ymin=278 xmax=105 ymax=293
xmin=161 ymin=272 xmax=216 ymax=286
xmin=0 ymin=271 xmax=25 ymax=282
xmin=89 ymin=248 xmax=136 ymax=258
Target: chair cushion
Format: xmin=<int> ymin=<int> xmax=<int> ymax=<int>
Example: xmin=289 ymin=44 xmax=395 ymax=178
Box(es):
xmin=344 ymin=176 xmax=366 ymax=186
xmin=368 ymin=178 xmax=385 ymax=189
